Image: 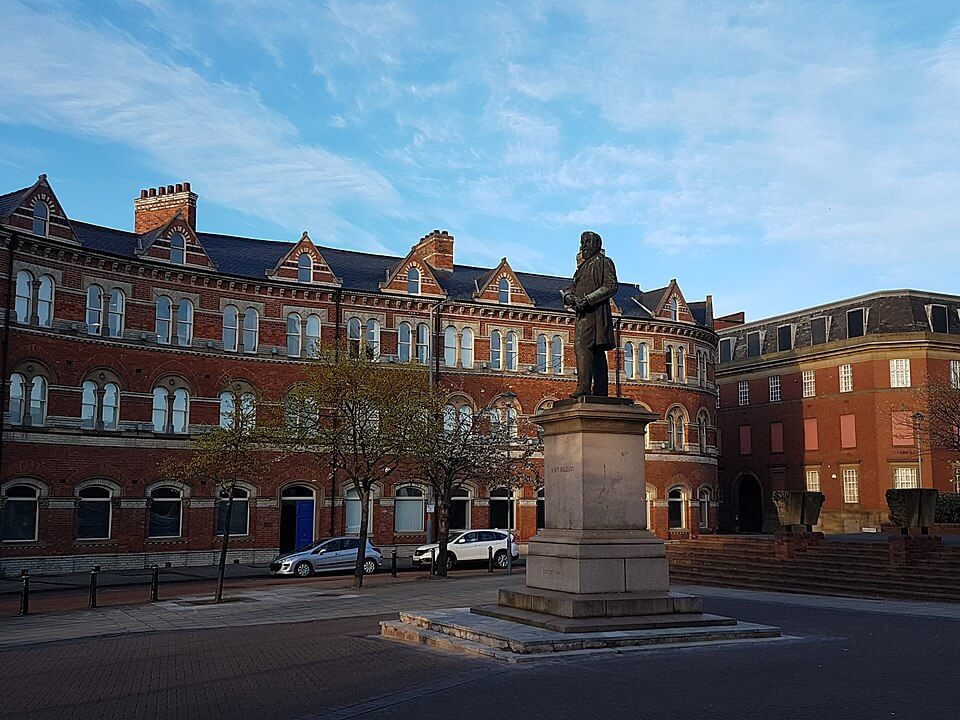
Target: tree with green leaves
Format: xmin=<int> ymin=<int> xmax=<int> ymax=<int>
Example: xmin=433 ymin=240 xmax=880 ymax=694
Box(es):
xmin=285 ymin=351 xmax=430 ymax=588
xmin=159 ymin=384 xmax=277 ymax=603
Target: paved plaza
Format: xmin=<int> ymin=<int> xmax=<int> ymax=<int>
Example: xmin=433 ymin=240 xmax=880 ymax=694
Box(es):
xmin=1 ymin=571 xmax=958 ymax=719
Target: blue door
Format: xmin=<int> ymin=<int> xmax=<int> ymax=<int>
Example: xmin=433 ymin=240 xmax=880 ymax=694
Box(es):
xmin=295 ymin=500 xmax=314 ymax=550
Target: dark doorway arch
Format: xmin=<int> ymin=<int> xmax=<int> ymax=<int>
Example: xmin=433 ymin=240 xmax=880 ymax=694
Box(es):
xmin=736 ymin=475 xmax=764 ymax=533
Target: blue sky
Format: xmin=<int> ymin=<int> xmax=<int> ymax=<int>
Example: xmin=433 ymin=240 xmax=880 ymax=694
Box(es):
xmin=2 ymin=1 xmax=959 ymax=320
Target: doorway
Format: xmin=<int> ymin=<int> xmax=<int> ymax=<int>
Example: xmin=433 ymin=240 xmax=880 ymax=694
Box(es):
xmin=279 ymin=485 xmax=315 ymax=554
xmin=736 ymin=475 xmax=764 ymax=533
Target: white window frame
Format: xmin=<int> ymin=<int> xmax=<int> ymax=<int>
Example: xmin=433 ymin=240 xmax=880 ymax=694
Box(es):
xmin=176 ymin=299 xmax=193 ymax=347
xmin=846 ymin=307 xmax=868 ymax=339
xmin=802 ymin=370 xmax=816 ymax=398
xmin=407 ymin=267 xmax=421 ymax=295
xmin=148 ymin=486 xmax=183 ymax=538
xmin=76 ymin=485 xmax=114 ymax=541
xmin=444 ymin=326 xmax=458 ymax=368
xmin=839 ymin=364 xmax=853 ymax=393
xmin=14 ymin=270 xmax=32 ymax=325
xmin=889 ymin=359 xmax=911 ymax=388
xmin=623 ymin=341 xmax=634 ymax=379
xmin=893 ymin=466 xmax=919 ymax=490
xmin=698 ymin=488 xmax=710 ymax=529
xmin=32 ymin=201 xmax=49 ymax=237
xmin=286 ymin=313 xmax=302 ymax=357
xmin=86 ymin=285 xmax=103 ymax=336
xmin=842 ymin=467 xmax=860 ymax=504
xmin=951 ymin=360 xmax=960 ymax=390
xmin=216 ymin=487 xmax=250 ymax=536
xmin=107 ymin=288 xmax=125 ymax=338
xmin=394 ymin=485 xmax=426 ymax=533
xmin=738 ymin=380 xmax=749 ymax=406
xmin=243 ymin=308 xmax=259 ymax=353
xmin=297 ymin=253 xmax=312 ymax=284
xmin=768 ymin=375 xmax=781 ymax=402
xmin=156 ymin=296 xmax=172 ymax=345
xmin=460 ymin=327 xmax=474 ymax=369
xmin=169 ymin=232 xmax=186 ymax=265
xmin=805 ymin=469 xmax=821 ymax=493
xmin=222 ymin=305 xmax=239 ymax=352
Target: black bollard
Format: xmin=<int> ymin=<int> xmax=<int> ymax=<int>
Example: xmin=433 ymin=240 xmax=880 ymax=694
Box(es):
xmin=429 ymin=549 xmax=435 ymax=576
xmin=506 ymin=535 xmax=513 ymax=575
xmin=88 ymin=565 xmax=100 ymax=609
xmin=18 ymin=570 xmax=29 ymax=616
xmin=150 ymin=565 xmax=159 ymax=602
xmin=488 ymin=546 xmax=494 ymax=573
xmin=391 ymin=549 xmax=397 ymax=578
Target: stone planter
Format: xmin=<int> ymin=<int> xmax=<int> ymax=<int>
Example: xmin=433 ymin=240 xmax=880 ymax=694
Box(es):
xmin=886 ymin=489 xmax=939 ymax=533
xmin=772 ymin=491 xmax=825 ymax=531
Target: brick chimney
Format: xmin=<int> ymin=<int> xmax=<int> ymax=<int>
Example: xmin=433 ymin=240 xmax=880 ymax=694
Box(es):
xmin=414 ymin=229 xmax=454 ymax=271
xmin=134 ymin=182 xmax=197 ymax=234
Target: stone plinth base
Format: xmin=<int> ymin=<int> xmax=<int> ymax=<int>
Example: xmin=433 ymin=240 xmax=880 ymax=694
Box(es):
xmin=498 ymin=586 xmax=701 ymax=619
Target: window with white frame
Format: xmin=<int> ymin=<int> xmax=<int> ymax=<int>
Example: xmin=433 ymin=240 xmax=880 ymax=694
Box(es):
xmin=697 ymin=350 xmax=708 ymax=386
xmin=537 ymin=334 xmax=548 ymax=373
xmin=148 ymin=486 xmax=183 ymax=537
xmin=846 ymin=308 xmax=866 ymax=338
xmin=76 ymin=485 xmax=113 ymax=540
xmin=81 ymin=379 xmax=120 ymax=431
xmin=738 ymin=380 xmax=749 ymax=406
xmin=665 ymin=346 xmax=673 ymax=381
xmin=394 ymin=486 xmax=425 ymax=533
xmin=669 ymin=296 xmax=679 ymax=321
xmin=490 ymin=330 xmax=502 ymax=369
xmin=219 ymin=390 xmax=256 ymax=430
xmin=286 ymin=313 xmax=302 ymax=357
xmin=3 ymin=483 xmax=40 ymax=541
xmin=624 ymin=341 xmax=634 ymax=379
xmin=460 ymin=328 xmax=474 ymax=368
xmin=107 ymin=289 xmax=125 ymax=338
xmin=86 ymin=285 xmax=103 ymax=335
xmin=676 ymin=346 xmax=685 ymax=382
xmin=450 ymin=488 xmax=471 ymax=530
xmin=697 ymin=413 xmax=708 ymax=453
xmin=407 ymin=266 xmax=421 ymax=295
xmin=668 ymin=487 xmax=685 ymax=529
xmin=176 ymin=299 xmax=193 ymax=346
xmin=769 ymin=375 xmax=781 ymax=402
xmin=297 ymin=253 xmax=312 ymax=283
xmin=344 ymin=488 xmax=372 ymax=534
xmin=805 ymin=469 xmax=821 ymax=493
xmin=505 ymin=331 xmax=518 ymax=371
xmin=839 ymin=364 xmax=853 ymax=393
xmin=14 ymin=272 xmax=53 ymax=327
xmin=842 ymin=468 xmax=859 ymax=503
xmin=551 ymin=335 xmax=563 ymax=374
xmin=927 ymin=304 xmax=948 ymax=333
xmin=242 ymin=308 xmax=259 ymax=353
xmin=416 ymin=322 xmax=429 ymax=364
xmin=444 ymin=326 xmax=458 ymax=367
xmin=718 ymin=338 xmax=734 ymax=363
xmin=216 ymin=487 xmax=250 ymax=535
xmin=893 ymin=466 xmax=918 ymax=490
xmin=305 ymin=315 xmax=321 ymax=358
xmin=8 ymin=372 xmax=46 ymax=427
xmin=347 ymin=318 xmax=361 ymax=358
xmin=638 ymin=342 xmax=649 ymax=379
xmin=37 ymin=275 xmax=54 ymax=327
xmin=156 ymin=296 xmax=173 ymax=344
xmin=951 ymin=360 xmax=960 ymax=390
xmin=746 ymin=331 xmax=762 ymax=358
xmin=152 ymin=386 xmax=190 ymax=434
xmin=14 ymin=271 xmax=32 ymax=324
xmin=222 ymin=305 xmax=238 ymax=352
xmin=698 ymin=488 xmax=710 ymax=529
xmin=498 ymin=277 xmax=510 ymax=304
xmin=169 ymin=232 xmax=186 ymax=265
xmin=889 ymin=359 xmax=911 ymax=388
xmin=489 ymin=488 xmax=514 ymax=528
xmin=777 ymin=324 xmax=794 ymax=352
xmin=32 ymin=201 xmax=49 ymax=237
xmin=802 ymin=370 xmax=816 ymax=397
xmin=398 ymin=322 xmax=412 ymax=362
xmin=667 ymin=408 xmax=685 ymax=451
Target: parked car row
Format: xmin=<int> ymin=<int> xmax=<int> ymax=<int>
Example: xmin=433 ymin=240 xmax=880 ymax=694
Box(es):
xmin=269 ymin=530 xmax=521 ymax=577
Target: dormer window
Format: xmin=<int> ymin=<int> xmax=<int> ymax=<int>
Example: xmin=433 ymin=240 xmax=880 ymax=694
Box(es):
xmin=407 ymin=267 xmax=421 ymax=295
xmin=32 ymin=202 xmax=49 ymax=237
xmin=498 ymin=277 xmax=510 ymax=304
xmin=297 ymin=253 xmax=312 ymax=283
xmin=170 ymin=232 xmax=186 ymax=265
xmin=670 ymin=296 xmax=679 ymax=321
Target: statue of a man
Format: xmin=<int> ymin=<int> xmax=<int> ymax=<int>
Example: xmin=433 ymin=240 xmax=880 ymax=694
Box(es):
xmin=563 ymin=231 xmax=619 ymax=398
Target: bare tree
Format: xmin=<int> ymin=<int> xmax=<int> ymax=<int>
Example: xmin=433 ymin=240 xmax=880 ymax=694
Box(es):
xmin=412 ymin=389 xmax=542 ymax=577
xmin=285 ymin=352 xmax=430 ymax=588
xmin=922 ymin=384 xmax=960 ymax=456
xmin=159 ymin=384 xmax=277 ymax=603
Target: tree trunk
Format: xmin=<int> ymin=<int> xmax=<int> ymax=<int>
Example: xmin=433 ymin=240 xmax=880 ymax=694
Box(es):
xmin=435 ymin=501 xmax=450 ymax=577
xmin=353 ymin=486 xmax=370 ymax=589
xmin=215 ymin=491 xmax=234 ymax=603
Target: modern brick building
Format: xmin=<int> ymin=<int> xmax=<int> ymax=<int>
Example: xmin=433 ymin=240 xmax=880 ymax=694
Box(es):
xmin=715 ymin=292 xmax=960 ymax=533
xmin=0 ymin=175 xmax=720 ymax=573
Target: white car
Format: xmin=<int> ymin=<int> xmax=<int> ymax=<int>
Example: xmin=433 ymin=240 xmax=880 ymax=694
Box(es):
xmin=413 ymin=530 xmax=520 ymax=570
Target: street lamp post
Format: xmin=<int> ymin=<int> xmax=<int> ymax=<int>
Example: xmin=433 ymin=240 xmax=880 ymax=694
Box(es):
xmin=912 ymin=411 xmax=925 ymax=488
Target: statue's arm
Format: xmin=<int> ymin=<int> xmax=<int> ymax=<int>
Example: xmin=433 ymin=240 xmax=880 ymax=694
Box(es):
xmin=582 ymin=257 xmax=618 ymax=305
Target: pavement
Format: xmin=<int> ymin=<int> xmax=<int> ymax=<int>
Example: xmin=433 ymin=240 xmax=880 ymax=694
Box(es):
xmin=1 ymin=572 xmax=959 ymax=719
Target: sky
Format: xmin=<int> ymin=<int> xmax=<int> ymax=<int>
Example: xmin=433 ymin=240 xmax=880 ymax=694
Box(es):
xmin=1 ymin=0 xmax=959 ymax=320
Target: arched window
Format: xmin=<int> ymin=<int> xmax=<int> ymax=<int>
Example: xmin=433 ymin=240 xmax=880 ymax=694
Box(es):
xmin=242 ymin=308 xmax=259 ymax=353
xmin=102 ymin=382 xmax=120 ymax=431
xmin=668 ymin=487 xmax=685 ymax=529
xmin=346 ymin=318 xmax=361 ymax=358
xmin=536 ymin=334 xmax=547 ymax=373
xmin=177 ymin=300 xmax=193 ymax=346
xmin=37 ymin=275 xmax=54 ymax=328
xmin=670 ymin=296 xmax=679 ymax=321
xmin=460 ymin=328 xmax=474 ymax=368
xmin=344 ymin=487 xmax=372 ymax=534
xmin=3 ymin=484 xmax=40 ymax=541
xmin=551 ymin=335 xmax=563 ymax=374
xmin=498 ymin=277 xmax=510 ymax=304
xmin=107 ymin=289 xmax=124 ymax=338
xmin=32 ymin=202 xmax=49 ymax=237
xmin=77 ymin=485 xmax=113 ymax=540
xmin=624 ymin=341 xmax=635 ymax=379
xmin=81 ymin=380 xmax=98 ymax=430
xmin=459 ymin=404 xmax=474 ymax=429
xmin=305 ymin=315 xmax=321 ymax=358
xmin=443 ymin=326 xmax=457 ymax=367
xmin=8 ymin=373 xmax=24 ymax=425
xmin=297 ymin=253 xmax=312 ymax=283
xmin=664 ymin=345 xmax=673 ymax=381
xmin=153 ymin=386 xmax=190 ymax=434
xmin=222 ymin=305 xmax=238 ymax=352
xmin=505 ymin=331 xmax=518 ymax=371
xmin=395 ymin=486 xmax=425 ymax=533
xmin=443 ymin=403 xmax=457 ymax=433
xmin=698 ymin=487 xmax=711 ymax=530
xmin=407 ymin=266 xmax=421 ymax=295
xmin=365 ymin=319 xmax=381 ymax=360
xmin=676 ymin=346 xmax=685 ymax=382
xmin=450 ymin=488 xmax=471 ymax=530
xmin=217 ymin=487 xmax=250 ymax=536
xmin=152 ymin=388 xmax=169 ymax=433
xmin=286 ymin=313 xmax=302 ymax=357
xmin=667 ymin=408 xmax=685 ymax=451
xmin=173 ymin=388 xmax=189 ymax=433
xmin=149 ymin=486 xmax=183 ymax=538
xmin=398 ymin=322 xmax=412 ymax=362
xmin=698 ymin=413 xmax=708 ymax=453
xmin=490 ymin=330 xmax=502 ymax=370
xmin=156 ymin=296 xmax=172 ymax=345
xmin=416 ymin=322 xmax=429 ymax=365
xmin=444 ymin=396 xmax=474 ymax=433
xmin=14 ymin=271 xmax=32 ymax=324
xmin=489 ymin=487 xmax=514 ymax=529
xmin=219 ymin=391 xmax=235 ymax=429
xmin=169 ymin=232 xmax=186 ymax=265
xmin=638 ymin=342 xmax=649 ymax=380
xmin=86 ymin=285 xmax=103 ymax=336
xmin=219 ymin=390 xmax=256 ymax=430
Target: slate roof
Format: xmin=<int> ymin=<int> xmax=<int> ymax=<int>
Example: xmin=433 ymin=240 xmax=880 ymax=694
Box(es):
xmin=0 ymin=186 xmax=33 ymax=221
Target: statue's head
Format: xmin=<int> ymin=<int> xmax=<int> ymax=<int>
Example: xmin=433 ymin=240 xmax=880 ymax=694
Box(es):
xmin=580 ymin=231 xmax=602 ymax=261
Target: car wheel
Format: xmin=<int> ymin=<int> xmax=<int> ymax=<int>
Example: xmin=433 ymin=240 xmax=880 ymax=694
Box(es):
xmin=362 ymin=558 xmax=378 ymax=575
xmin=445 ymin=553 xmax=457 ymax=571
xmin=494 ymin=550 xmax=509 ymax=569
xmin=294 ymin=561 xmax=313 ymax=578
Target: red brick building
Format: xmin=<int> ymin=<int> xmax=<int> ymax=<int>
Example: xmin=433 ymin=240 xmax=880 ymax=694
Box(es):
xmin=716 ymin=292 xmax=960 ymax=533
xmin=0 ymin=175 xmax=720 ymax=573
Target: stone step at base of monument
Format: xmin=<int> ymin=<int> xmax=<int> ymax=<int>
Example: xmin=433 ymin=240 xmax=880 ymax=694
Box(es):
xmin=380 ymin=608 xmax=782 ymax=663
xmin=471 ymin=602 xmax=737 ymax=633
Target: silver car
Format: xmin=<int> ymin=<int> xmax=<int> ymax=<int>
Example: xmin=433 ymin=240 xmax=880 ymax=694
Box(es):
xmin=270 ymin=536 xmax=382 ymax=578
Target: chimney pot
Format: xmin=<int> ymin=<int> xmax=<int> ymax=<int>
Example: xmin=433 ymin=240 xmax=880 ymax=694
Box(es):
xmin=135 ymin=181 xmax=198 ymax=234
xmin=158 ymin=186 xmax=165 ymax=196
xmin=140 ymin=189 xmax=148 ymax=198
xmin=167 ymin=185 xmax=175 ymax=194
xmin=149 ymin=188 xmax=156 ymax=197
xmin=175 ymin=183 xmax=183 ymax=193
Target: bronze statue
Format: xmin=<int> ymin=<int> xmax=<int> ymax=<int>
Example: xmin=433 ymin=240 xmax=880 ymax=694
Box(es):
xmin=563 ymin=231 xmax=618 ymax=397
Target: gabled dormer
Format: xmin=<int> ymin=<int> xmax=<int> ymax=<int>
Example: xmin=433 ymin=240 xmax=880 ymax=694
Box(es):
xmin=1 ymin=174 xmax=79 ymax=245
xmin=136 ymin=212 xmax=216 ymax=269
xmin=267 ymin=232 xmax=341 ymax=285
xmin=651 ymin=279 xmax=695 ymax=323
xmin=380 ymin=248 xmax=446 ymax=298
xmin=473 ymin=258 xmax=534 ymax=306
